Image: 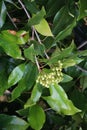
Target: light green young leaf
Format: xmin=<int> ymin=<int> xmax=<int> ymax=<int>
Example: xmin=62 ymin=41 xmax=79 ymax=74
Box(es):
xmin=0 ymin=114 xmax=29 ymax=130
xmin=43 ymin=84 xmax=81 ymax=115
xmin=34 ymin=18 xmax=53 ymax=36
xmin=28 ymin=105 xmax=45 ymax=130
xmin=8 ymin=63 xmax=25 ymax=87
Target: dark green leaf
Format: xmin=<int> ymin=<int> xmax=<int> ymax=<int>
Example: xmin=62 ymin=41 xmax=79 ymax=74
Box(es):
xmin=0 ymin=70 xmax=8 ymax=95
xmin=0 ymin=114 xmax=29 ymax=130
xmin=55 ymin=19 xmax=76 ymax=41
xmin=28 ymin=7 xmax=46 ymax=26
xmin=62 ymin=73 xmax=73 ymax=83
xmin=33 ymin=40 xmax=45 ymax=57
xmin=53 ymin=6 xmax=75 ymax=35
xmin=17 ymin=108 xmax=29 ymax=117
xmin=28 ymin=105 xmax=45 ymax=130
xmin=80 ymin=76 xmax=87 ymax=91
xmin=23 ymin=0 xmax=39 ymax=14
xmin=24 ymin=44 xmax=35 ymax=62
xmin=46 ymin=0 xmax=65 ymax=17
xmin=48 ymin=42 xmax=75 ymax=64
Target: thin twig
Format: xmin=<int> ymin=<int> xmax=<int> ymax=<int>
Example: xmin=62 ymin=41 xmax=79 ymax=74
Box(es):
xmin=18 ymin=0 xmax=49 ymax=59
xmin=75 ymin=65 xmax=87 ymax=73
xmin=18 ymin=0 xmax=30 ymax=19
xmin=44 ymin=108 xmax=52 ymax=112
xmin=35 ymin=56 xmax=41 ymax=72
xmin=7 ymin=12 xmax=18 ymax=30
xmin=77 ymin=41 xmax=87 ymax=50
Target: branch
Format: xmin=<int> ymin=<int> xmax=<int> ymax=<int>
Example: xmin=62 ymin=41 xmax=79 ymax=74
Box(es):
xmin=75 ymin=65 xmax=87 ymax=73
xmin=35 ymin=56 xmax=41 ymax=72
xmin=77 ymin=41 xmax=87 ymax=50
xmin=18 ymin=0 xmax=49 ymax=59
xmin=7 ymin=12 xmax=18 ymax=30
xmin=18 ymin=0 xmax=30 ymax=19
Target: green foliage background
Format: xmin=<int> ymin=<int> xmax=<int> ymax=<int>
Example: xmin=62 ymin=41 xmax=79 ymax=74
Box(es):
xmin=0 ymin=0 xmax=87 ymax=130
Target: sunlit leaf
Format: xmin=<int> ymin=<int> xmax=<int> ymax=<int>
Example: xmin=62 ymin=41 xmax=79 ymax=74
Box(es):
xmin=11 ymin=63 xmax=38 ymax=101
xmin=8 ymin=63 xmax=25 ymax=87
xmin=0 ymin=31 xmax=22 ymax=59
xmin=43 ymin=84 xmax=81 ymax=115
xmin=24 ymin=83 xmax=42 ymax=108
xmin=34 ymin=18 xmax=53 ymax=36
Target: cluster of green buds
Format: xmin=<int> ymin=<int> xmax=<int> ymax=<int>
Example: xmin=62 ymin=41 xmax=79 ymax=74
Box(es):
xmin=36 ymin=61 xmax=63 ymax=88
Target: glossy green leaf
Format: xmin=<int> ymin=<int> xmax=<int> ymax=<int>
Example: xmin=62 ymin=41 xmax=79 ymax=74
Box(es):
xmin=28 ymin=105 xmax=45 ymax=130
xmin=62 ymin=57 xmax=83 ymax=68
xmin=80 ymin=76 xmax=87 ymax=91
xmin=53 ymin=6 xmax=75 ymax=35
xmin=34 ymin=18 xmax=53 ymax=36
xmin=0 ymin=31 xmax=22 ymax=59
xmin=11 ymin=63 xmax=38 ymax=101
xmin=43 ymin=84 xmax=81 ymax=115
xmin=62 ymin=73 xmax=73 ymax=83
xmin=24 ymin=44 xmax=35 ymax=62
xmin=17 ymin=108 xmax=29 ymax=117
xmin=0 ymin=70 xmax=8 ymax=95
xmin=23 ymin=0 xmax=39 ymax=14
xmin=4 ymin=0 xmax=13 ymax=3
xmin=0 ymin=114 xmax=29 ymax=130
xmin=16 ymin=30 xmax=29 ymax=45
xmin=0 ymin=1 xmax=6 ymax=28
xmin=48 ymin=42 xmax=75 ymax=64
xmin=78 ymin=0 xmax=87 ymax=20
xmin=28 ymin=7 xmax=46 ymax=26
xmin=55 ymin=19 xmax=76 ymax=42
xmin=31 ymin=40 xmax=45 ymax=57
xmin=71 ymin=89 xmax=87 ymax=110
xmin=46 ymin=0 xmax=65 ymax=17
xmin=8 ymin=63 xmax=25 ymax=87
xmin=24 ymin=83 xmax=42 ymax=108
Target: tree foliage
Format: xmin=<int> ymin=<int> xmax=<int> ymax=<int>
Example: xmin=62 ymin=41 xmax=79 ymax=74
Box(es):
xmin=0 ymin=0 xmax=87 ymax=129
